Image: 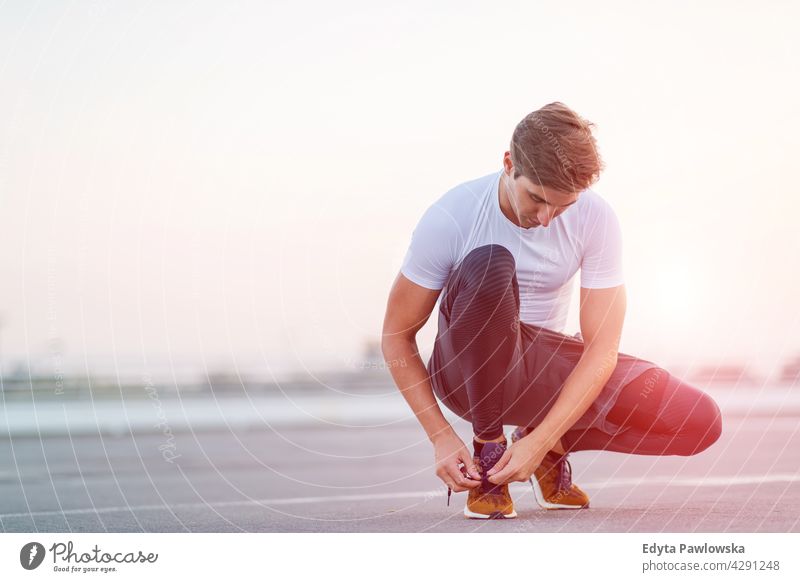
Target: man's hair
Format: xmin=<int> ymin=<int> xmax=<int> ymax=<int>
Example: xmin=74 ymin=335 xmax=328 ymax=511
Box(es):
xmin=509 ymin=102 xmax=604 ymax=193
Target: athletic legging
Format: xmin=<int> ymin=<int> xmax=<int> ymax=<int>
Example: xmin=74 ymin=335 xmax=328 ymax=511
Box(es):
xmin=560 ymin=366 xmax=723 ymax=456
xmin=437 ymin=244 xmax=722 ymax=456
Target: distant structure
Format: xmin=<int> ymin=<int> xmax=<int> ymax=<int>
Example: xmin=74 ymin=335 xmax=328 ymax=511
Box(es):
xmin=780 ymin=355 xmax=800 ymax=383
xmin=361 ymin=338 xmax=383 ymax=369
xmin=690 ymin=364 xmax=758 ymax=385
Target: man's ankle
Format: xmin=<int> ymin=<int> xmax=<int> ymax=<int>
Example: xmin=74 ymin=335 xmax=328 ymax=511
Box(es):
xmin=550 ymin=437 xmax=567 ymax=455
xmin=474 ymin=434 xmax=506 ymax=444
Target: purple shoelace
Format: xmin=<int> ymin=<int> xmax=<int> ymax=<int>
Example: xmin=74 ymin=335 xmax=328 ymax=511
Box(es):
xmin=547 ymin=451 xmax=573 ymax=492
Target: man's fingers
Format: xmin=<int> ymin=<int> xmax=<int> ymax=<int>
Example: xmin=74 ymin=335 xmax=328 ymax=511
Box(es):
xmin=449 ymin=465 xmax=481 ymax=489
xmin=487 ymin=461 xmax=516 ymax=485
xmin=445 ymin=477 xmax=474 ymax=493
xmin=486 ymin=450 xmax=511 ymax=476
xmin=459 ymin=454 xmax=481 ymax=481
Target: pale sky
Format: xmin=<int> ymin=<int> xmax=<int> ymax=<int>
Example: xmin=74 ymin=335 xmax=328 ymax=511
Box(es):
xmin=1 ymin=0 xmax=799 ymax=382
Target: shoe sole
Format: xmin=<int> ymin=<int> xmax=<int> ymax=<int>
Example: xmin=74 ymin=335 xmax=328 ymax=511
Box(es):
xmin=506 ymin=429 xmax=589 ymax=511
xmin=528 ymin=477 xmax=590 ymax=510
xmin=463 ymin=506 xmax=517 ymax=519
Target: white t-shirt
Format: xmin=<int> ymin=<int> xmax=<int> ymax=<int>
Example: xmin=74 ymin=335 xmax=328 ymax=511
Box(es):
xmin=400 ymin=169 xmax=624 ymax=333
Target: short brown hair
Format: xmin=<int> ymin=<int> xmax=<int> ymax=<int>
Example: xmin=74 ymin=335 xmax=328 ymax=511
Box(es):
xmin=509 ymin=102 xmax=604 ymax=193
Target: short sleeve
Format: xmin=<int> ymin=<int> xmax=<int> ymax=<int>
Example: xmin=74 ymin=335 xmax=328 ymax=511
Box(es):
xmin=400 ymin=203 xmax=461 ymax=290
xmin=580 ymin=199 xmax=625 ymax=289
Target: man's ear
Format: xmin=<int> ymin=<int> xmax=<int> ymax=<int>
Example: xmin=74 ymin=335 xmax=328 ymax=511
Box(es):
xmin=502 ymin=151 xmax=513 ymax=174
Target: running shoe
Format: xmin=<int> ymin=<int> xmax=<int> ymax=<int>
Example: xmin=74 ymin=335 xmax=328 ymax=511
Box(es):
xmin=463 ymin=438 xmax=517 ymax=519
xmin=510 ymin=426 xmax=590 ymax=509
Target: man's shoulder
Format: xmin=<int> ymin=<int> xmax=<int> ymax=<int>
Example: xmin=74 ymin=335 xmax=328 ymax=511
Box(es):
xmin=401 ymin=172 xmax=499 ymax=289
xmin=570 ymin=187 xmax=620 ymax=230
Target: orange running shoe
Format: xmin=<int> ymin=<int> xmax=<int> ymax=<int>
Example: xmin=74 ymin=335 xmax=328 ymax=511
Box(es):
xmin=510 ymin=426 xmax=590 ymax=509
xmin=463 ymin=438 xmax=517 ymax=519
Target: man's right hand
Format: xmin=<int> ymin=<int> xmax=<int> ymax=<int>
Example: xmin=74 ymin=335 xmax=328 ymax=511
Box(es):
xmin=433 ymin=429 xmax=482 ymax=492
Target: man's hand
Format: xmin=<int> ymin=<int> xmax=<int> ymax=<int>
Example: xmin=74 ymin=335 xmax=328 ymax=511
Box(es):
xmin=485 ymin=433 xmax=550 ymax=485
xmin=433 ymin=430 xmax=482 ymax=492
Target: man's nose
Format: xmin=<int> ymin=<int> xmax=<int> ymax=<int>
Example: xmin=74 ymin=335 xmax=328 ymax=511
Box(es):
xmin=537 ymin=207 xmax=555 ymax=226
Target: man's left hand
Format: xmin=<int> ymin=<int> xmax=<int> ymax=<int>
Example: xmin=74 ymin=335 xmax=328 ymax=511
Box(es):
xmin=486 ymin=433 xmax=551 ymax=485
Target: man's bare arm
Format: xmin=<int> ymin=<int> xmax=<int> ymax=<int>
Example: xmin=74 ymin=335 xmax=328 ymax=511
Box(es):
xmin=380 ymin=272 xmax=454 ymax=444
xmin=381 ymin=272 xmax=482 ymax=491
xmin=526 ymin=284 xmax=627 ymax=451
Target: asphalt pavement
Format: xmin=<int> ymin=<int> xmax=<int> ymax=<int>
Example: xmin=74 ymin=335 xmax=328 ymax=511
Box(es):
xmin=1 ymin=408 xmax=798 ymax=532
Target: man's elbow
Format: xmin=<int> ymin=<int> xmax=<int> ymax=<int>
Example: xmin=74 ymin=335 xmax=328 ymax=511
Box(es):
xmin=380 ymin=333 xmax=396 ymax=360
xmin=381 ymin=329 xmax=414 ymax=359
xmin=583 ymin=339 xmax=620 ymax=372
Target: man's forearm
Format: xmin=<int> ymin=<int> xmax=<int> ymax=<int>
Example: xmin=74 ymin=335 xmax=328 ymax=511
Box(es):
xmin=530 ymin=342 xmax=619 ymax=450
xmin=382 ymin=337 xmax=454 ymax=444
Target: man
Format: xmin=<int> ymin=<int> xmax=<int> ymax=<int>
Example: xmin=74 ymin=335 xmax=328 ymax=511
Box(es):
xmin=381 ymin=103 xmax=722 ymax=519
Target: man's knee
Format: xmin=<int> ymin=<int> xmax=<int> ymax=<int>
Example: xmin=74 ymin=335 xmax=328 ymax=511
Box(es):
xmin=681 ymin=390 xmax=723 ymax=456
xmin=460 ymin=244 xmax=515 ymax=280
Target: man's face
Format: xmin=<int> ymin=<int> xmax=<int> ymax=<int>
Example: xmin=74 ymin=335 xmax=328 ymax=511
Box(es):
xmin=502 ymin=153 xmax=580 ymax=228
